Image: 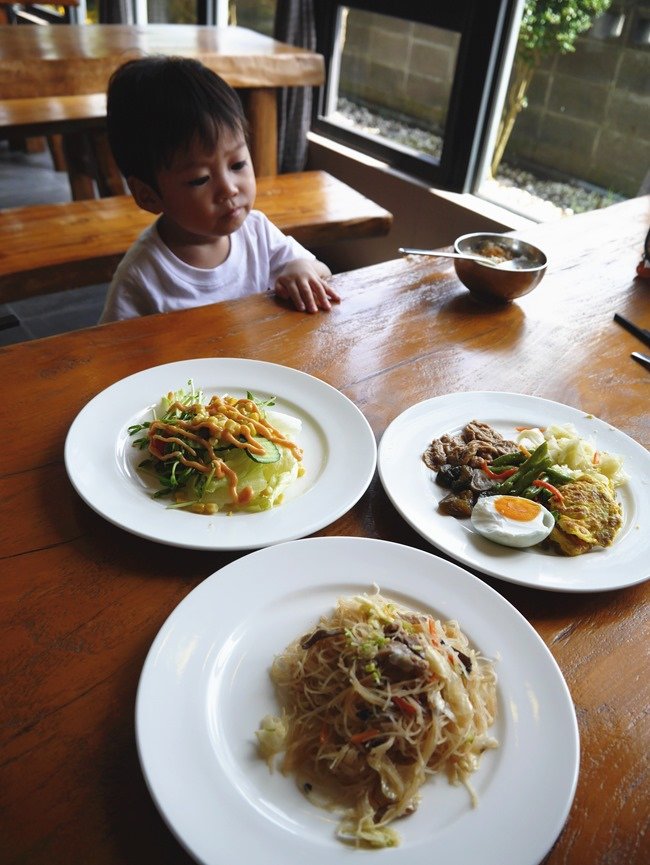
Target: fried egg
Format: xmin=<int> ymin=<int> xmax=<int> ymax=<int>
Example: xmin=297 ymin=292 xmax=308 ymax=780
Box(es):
xmin=471 ymin=495 xmax=555 ymax=548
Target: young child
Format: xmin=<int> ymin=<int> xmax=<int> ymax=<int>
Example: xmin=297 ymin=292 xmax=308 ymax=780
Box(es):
xmin=99 ymin=56 xmax=339 ymax=323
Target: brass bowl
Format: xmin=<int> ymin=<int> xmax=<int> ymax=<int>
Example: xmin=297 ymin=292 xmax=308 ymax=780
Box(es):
xmin=453 ymin=232 xmax=547 ymax=303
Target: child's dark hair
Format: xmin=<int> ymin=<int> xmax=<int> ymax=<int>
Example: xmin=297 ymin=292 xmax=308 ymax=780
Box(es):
xmin=107 ymin=55 xmax=248 ymax=190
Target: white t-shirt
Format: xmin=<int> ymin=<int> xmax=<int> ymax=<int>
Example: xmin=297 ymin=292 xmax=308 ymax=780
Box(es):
xmin=99 ymin=209 xmax=314 ymax=323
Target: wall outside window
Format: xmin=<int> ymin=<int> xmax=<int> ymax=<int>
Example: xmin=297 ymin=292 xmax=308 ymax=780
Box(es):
xmin=228 ymin=0 xmax=276 ymax=35
xmin=325 ymin=3 xmax=648 ymax=199
xmin=338 ymin=11 xmax=459 ymax=134
xmin=146 ymin=0 xmax=198 ymax=22
xmin=505 ymin=0 xmax=649 ymax=197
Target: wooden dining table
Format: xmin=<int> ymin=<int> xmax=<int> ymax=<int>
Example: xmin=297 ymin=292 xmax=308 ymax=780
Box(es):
xmin=0 ymin=193 xmax=648 ymax=865
xmin=0 ymin=23 xmax=325 ymax=188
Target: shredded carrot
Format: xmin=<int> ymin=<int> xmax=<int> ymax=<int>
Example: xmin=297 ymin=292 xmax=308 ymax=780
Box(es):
xmin=515 ymin=426 xmax=546 ymax=432
xmin=392 ymin=696 xmax=417 ymax=717
xmin=478 ymin=458 xmax=518 ymax=481
xmin=319 ymin=724 xmax=329 ymax=745
xmin=350 ymin=728 xmax=382 ymax=745
xmin=533 ymin=478 xmax=565 ymax=506
xmin=592 ymin=451 xmax=601 ymax=465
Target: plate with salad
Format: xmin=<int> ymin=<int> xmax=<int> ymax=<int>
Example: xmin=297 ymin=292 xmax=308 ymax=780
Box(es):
xmin=65 ymin=358 xmax=377 ymax=550
xmin=377 ymin=392 xmax=649 ymax=592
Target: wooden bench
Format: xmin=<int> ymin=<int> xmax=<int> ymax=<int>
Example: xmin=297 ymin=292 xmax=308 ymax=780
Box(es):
xmin=0 ymin=93 xmax=123 ymax=199
xmin=0 ymin=170 xmax=393 ymax=304
xmin=0 ymin=93 xmax=108 ymax=138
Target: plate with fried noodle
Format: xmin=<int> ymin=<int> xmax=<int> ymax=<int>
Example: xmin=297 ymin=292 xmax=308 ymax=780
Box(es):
xmin=136 ymin=536 xmax=579 ymax=865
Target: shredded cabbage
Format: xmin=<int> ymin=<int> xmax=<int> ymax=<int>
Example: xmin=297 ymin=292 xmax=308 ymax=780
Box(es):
xmin=516 ymin=423 xmax=626 ymax=488
xmin=179 ymin=444 xmax=299 ymax=512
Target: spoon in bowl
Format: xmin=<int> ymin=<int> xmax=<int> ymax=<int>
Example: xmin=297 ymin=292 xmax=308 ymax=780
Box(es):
xmin=398 ymin=246 xmax=503 ymax=268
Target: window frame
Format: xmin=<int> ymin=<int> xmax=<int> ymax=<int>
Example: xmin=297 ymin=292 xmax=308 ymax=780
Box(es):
xmin=312 ymin=0 xmax=522 ymax=193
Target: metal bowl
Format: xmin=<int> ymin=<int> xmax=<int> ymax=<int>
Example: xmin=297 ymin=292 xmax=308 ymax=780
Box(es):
xmin=453 ymin=232 xmax=547 ymax=303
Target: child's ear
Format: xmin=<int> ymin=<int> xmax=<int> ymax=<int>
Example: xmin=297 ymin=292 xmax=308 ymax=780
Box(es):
xmin=128 ymin=176 xmax=163 ymax=215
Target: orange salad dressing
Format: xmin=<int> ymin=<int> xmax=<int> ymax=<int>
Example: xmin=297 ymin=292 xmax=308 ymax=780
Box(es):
xmin=147 ymin=395 xmax=301 ymax=510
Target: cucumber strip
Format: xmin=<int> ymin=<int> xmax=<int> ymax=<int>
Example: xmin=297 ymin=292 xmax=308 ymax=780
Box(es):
xmin=245 ymin=436 xmax=281 ymax=464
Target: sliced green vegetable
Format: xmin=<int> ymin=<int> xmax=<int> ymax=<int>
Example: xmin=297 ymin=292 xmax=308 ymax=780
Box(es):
xmin=510 ymin=459 xmax=552 ymax=495
xmin=544 ymin=467 xmax=574 ymax=486
xmin=495 ymin=442 xmax=549 ymax=494
xmin=245 ymin=436 xmax=281 ymax=463
xmin=247 ymin=390 xmax=276 ymax=409
xmin=489 ymin=451 xmax=526 ymax=468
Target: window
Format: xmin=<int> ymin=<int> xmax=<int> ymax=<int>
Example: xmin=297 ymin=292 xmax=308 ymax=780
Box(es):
xmin=228 ymin=0 xmax=276 ymax=36
xmin=137 ymin=1 xmax=276 ymax=28
xmin=146 ymin=1 xmax=199 ymax=23
xmin=313 ymin=0 xmax=523 ymax=192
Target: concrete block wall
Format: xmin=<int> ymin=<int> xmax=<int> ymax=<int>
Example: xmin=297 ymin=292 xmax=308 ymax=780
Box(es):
xmin=337 ymin=3 xmax=649 ymax=198
xmin=508 ymin=0 xmax=650 ymax=197
xmin=339 ymin=8 xmax=459 ymax=131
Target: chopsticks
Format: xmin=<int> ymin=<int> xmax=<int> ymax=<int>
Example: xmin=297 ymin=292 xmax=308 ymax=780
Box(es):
xmin=631 ymin=352 xmax=650 ymax=371
xmin=614 ymin=313 xmax=650 ymax=347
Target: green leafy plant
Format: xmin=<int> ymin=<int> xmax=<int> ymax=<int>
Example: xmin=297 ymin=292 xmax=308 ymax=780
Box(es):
xmin=491 ymin=0 xmax=612 ymax=176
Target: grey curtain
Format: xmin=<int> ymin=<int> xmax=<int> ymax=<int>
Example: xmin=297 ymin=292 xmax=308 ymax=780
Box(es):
xmin=274 ymin=0 xmax=316 ymax=174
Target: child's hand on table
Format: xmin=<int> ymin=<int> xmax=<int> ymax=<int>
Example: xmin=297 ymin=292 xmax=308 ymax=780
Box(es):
xmin=274 ymin=259 xmax=340 ymax=313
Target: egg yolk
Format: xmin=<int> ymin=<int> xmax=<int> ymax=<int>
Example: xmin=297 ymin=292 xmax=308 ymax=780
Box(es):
xmin=494 ymin=496 xmax=542 ymax=522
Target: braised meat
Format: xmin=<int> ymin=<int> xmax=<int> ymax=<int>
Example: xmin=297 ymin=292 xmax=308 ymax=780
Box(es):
xmin=423 ymin=420 xmax=518 ymax=471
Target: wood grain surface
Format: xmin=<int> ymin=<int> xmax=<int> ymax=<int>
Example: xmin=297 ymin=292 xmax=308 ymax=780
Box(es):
xmin=0 ymin=92 xmax=107 ymax=135
xmin=0 ymin=24 xmax=325 ymax=179
xmin=0 ymin=24 xmax=325 ymax=96
xmin=0 ymin=195 xmax=648 ymax=865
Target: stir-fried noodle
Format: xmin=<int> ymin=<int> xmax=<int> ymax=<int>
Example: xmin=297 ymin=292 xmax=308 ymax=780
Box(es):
xmin=256 ymin=591 xmax=498 ymax=847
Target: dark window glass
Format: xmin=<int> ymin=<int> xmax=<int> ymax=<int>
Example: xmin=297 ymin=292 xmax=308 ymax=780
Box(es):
xmin=314 ymin=0 xmax=521 ymax=192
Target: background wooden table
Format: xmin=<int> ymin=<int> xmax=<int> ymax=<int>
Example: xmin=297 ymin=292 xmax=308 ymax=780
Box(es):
xmin=0 ymin=195 xmax=648 ymax=864
xmin=0 ymin=24 xmax=325 ymax=183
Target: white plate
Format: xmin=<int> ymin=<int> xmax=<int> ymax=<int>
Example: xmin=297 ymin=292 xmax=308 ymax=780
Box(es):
xmin=378 ymin=391 xmax=649 ymax=592
xmin=136 ymin=537 xmax=579 ymax=865
xmin=64 ymin=358 xmax=376 ymax=550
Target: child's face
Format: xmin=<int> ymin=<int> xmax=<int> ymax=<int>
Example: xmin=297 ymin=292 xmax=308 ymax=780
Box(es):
xmin=153 ymin=125 xmax=256 ymax=242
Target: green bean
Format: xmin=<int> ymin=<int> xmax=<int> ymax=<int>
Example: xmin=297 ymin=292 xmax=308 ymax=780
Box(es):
xmin=495 ymin=442 xmax=549 ymax=494
xmin=522 ymin=484 xmax=552 ymax=503
xmin=522 ymin=441 xmax=549 ymax=468
xmin=494 ymin=475 xmax=517 ymax=494
xmin=489 ymin=451 xmax=526 ymax=468
xmin=545 ymin=467 xmax=574 ymax=486
xmin=511 ymin=458 xmax=552 ymax=495
xmin=510 ymin=468 xmax=539 ymax=495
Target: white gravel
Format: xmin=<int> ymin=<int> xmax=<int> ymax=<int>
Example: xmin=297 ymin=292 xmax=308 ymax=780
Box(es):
xmin=334 ymin=98 xmax=625 ymax=222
